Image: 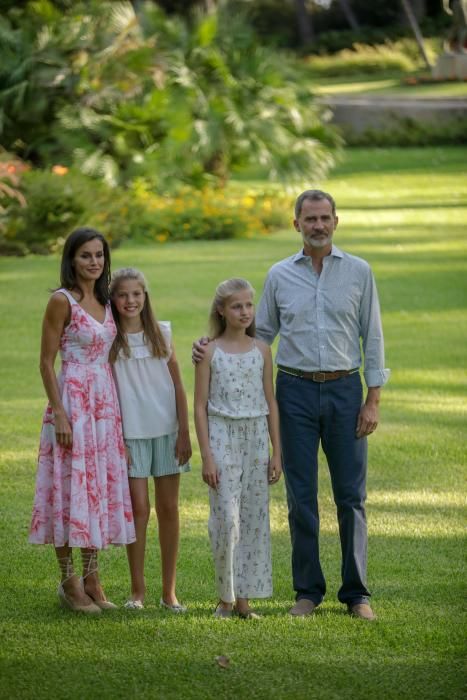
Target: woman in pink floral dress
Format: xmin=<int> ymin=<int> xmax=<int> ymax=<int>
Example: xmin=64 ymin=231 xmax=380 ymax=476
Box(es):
xmin=29 ymin=227 xmax=135 ymax=614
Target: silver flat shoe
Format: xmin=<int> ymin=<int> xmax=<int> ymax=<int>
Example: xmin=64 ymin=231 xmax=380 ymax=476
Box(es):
xmin=213 ymin=603 xmax=233 ymax=619
xmin=160 ymin=598 xmax=187 ymax=613
xmin=124 ymin=599 xmax=144 ymax=610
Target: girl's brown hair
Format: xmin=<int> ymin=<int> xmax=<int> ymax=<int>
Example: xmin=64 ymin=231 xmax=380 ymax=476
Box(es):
xmin=109 ymin=268 xmax=168 ymax=363
xmin=209 ymin=278 xmax=256 ymax=339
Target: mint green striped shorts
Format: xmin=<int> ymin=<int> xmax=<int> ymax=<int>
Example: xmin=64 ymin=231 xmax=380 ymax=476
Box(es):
xmin=125 ymin=433 xmax=191 ymax=479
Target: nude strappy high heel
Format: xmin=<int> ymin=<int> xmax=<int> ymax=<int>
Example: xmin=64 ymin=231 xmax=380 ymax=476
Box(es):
xmin=57 ymin=553 xmax=101 ymax=614
xmin=81 ymin=550 xmax=117 ymax=610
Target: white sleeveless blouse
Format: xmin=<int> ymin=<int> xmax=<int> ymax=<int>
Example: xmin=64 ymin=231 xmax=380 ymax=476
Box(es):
xmin=112 ymin=322 xmax=177 ymax=439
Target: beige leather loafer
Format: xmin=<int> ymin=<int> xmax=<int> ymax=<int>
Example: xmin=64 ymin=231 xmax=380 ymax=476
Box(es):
xmin=348 ymin=603 xmax=377 ymax=621
xmin=289 ymin=599 xmax=318 ymax=617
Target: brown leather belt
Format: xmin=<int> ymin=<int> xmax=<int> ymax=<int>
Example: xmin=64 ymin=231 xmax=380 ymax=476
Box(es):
xmin=277 ymin=365 xmax=359 ymax=383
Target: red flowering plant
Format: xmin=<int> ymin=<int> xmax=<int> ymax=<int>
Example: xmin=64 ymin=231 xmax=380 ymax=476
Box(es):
xmin=0 ymin=157 xmax=28 ymax=215
xmin=0 ymin=153 xmax=30 ymax=255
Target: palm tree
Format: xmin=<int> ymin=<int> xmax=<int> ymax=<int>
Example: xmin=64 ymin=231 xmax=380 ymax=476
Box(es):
xmin=0 ymin=4 xmax=79 ymax=159
xmin=2 ymin=1 xmax=339 ymax=188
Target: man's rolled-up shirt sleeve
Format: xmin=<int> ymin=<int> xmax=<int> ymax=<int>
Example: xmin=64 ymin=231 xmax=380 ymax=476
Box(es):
xmin=360 ymin=267 xmax=390 ymax=388
xmin=256 ymin=272 xmax=280 ymax=346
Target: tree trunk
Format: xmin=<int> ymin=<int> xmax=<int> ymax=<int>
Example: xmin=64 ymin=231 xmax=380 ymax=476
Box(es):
xmin=338 ymin=0 xmax=360 ymax=30
xmin=400 ymin=0 xmax=432 ymax=69
xmin=294 ymin=0 xmax=314 ymax=47
xmin=409 ymin=0 xmax=426 ymax=20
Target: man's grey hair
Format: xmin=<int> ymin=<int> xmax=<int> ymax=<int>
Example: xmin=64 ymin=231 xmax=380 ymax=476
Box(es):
xmin=294 ymin=190 xmax=336 ymax=218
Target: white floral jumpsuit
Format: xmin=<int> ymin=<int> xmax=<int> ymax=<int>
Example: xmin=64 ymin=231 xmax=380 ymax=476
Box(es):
xmin=207 ymin=341 xmax=272 ymax=603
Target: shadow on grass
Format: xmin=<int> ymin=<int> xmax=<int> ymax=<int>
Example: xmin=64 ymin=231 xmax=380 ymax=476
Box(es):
xmin=7 ymin=528 xmax=464 ymax=616
xmin=330 ymin=146 xmax=466 ymax=177
xmin=2 ymin=530 xmax=465 ymax=699
xmin=368 ymin=500 xmax=465 ymax=517
xmin=339 ymin=202 xmax=467 ymax=211
xmin=386 ymin=378 xmax=467 ymax=396
xmin=1 ymin=491 xmax=465 ymax=697
xmin=381 ymin=406 xmax=465 ymax=430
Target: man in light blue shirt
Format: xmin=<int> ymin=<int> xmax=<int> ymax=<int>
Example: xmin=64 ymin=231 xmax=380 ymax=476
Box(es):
xmin=256 ymin=189 xmax=390 ymax=620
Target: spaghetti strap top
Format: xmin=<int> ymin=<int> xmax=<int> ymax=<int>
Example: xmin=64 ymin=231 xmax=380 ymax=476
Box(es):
xmin=208 ymin=342 xmax=269 ymax=419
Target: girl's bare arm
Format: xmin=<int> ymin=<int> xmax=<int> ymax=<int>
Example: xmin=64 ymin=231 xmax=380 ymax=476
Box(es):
xmin=167 ymin=345 xmax=192 ymax=465
xmin=193 ymin=345 xmax=219 ymax=488
xmin=259 ymin=341 xmax=282 ymax=484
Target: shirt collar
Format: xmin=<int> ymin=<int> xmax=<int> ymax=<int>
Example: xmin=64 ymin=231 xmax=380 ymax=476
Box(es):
xmin=292 ymin=244 xmax=343 ymax=263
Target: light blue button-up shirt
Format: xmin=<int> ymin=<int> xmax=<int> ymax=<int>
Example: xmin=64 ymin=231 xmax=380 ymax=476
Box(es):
xmin=256 ymin=245 xmax=390 ymax=388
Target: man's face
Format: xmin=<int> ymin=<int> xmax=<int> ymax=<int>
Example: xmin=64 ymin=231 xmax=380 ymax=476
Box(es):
xmin=294 ymin=198 xmax=338 ymax=253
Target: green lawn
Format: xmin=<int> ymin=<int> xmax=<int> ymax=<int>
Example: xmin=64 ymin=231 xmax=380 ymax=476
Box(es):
xmin=312 ymin=74 xmax=467 ymax=98
xmin=0 ymin=147 xmax=466 ymax=699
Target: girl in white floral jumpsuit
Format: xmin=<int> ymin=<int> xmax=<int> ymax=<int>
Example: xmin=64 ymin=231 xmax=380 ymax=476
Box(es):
xmin=194 ymin=278 xmax=282 ymax=619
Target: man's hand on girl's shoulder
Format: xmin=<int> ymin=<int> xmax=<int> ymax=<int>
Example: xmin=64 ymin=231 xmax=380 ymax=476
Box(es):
xmin=192 ymin=336 xmax=210 ymax=365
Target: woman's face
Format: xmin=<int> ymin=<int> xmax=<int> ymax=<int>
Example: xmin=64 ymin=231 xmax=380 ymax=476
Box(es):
xmin=72 ymin=238 xmax=105 ymax=283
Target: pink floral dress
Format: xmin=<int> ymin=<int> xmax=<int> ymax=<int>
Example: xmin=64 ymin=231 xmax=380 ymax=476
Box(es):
xmin=29 ymin=289 xmax=136 ymax=549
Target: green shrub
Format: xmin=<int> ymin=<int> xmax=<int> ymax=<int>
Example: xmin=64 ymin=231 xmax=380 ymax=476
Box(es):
xmin=0 ymin=235 xmax=28 ymax=256
xmin=8 ymin=170 xmax=86 ymax=253
xmin=343 ymin=117 xmax=467 ymax=147
xmin=126 ymin=181 xmax=292 ymax=244
xmin=5 ymin=168 xmax=130 ymax=254
xmin=2 ymin=168 xmax=293 ymax=255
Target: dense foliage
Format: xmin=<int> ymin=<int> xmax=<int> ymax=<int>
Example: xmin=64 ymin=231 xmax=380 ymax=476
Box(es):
xmin=0 ymin=161 xmax=294 ymax=255
xmin=0 ymin=1 xmax=339 ymax=189
xmin=0 ymin=1 xmax=457 ymax=256
xmin=229 ymin=0 xmax=448 ymax=52
xmin=0 ymin=0 xmax=341 ymax=254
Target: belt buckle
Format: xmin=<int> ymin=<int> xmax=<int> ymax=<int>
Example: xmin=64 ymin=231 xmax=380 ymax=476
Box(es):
xmin=313 ymin=372 xmax=326 ymax=383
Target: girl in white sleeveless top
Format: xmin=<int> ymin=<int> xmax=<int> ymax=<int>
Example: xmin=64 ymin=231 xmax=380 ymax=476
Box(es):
xmin=194 ymin=278 xmax=282 ymax=618
xmin=110 ymin=268 xmax=192 ymax=612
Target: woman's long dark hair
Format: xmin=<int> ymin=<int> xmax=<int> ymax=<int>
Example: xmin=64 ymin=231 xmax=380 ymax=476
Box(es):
xmin=59 ymin=227 xmax=111 ymax=305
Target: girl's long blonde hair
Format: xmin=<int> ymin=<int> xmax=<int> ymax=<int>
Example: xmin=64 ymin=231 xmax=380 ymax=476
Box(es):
xmin=209 ymin=278 xmax=256 ymax=339
xmin=109 ymin=267 xmax=169 ymax=363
